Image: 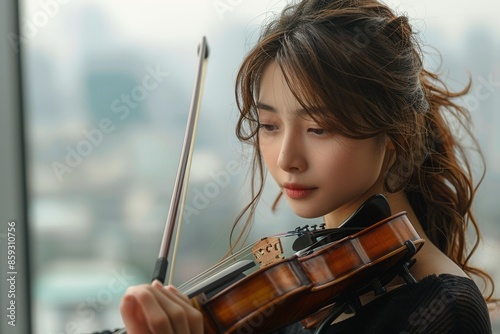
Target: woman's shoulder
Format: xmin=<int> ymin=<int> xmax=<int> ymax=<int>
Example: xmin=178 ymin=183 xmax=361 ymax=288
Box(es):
xmin=396 ymin=272 xmax=482 ymax=301
xmin=392 ymin=273 xmax=489 ymax=320
xmin=324 ymin=273 xmax=492 ymax=334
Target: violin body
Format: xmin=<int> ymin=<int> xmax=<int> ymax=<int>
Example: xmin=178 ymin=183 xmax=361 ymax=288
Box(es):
xmin=191 ymin=212 xmax=424 ymax=333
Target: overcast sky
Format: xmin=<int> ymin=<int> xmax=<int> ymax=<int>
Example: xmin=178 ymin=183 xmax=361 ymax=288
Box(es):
xmin=20 ymin=0 xmax=500 ymax=50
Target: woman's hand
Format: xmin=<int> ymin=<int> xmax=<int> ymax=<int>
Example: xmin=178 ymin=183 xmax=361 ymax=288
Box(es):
xmin=120 ymin=280 xmax=204 ymax=334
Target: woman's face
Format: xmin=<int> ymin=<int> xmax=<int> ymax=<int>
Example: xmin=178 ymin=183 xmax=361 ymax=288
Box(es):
xmin=257 ymin=61 xmax=391 ymax=227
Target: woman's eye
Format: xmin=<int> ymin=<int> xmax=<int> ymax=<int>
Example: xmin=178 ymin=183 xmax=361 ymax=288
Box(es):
xmin=308 ymin=128 xmax=326 ymax=135
xmin=259 ymin=124 xmax=278 ymax=132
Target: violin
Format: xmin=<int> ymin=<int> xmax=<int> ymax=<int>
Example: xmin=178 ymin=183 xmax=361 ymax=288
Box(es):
xmin=114 ymin=37 xmax=425 ymax=334
xmin=188 ymin=211 xmax=424 ymax=333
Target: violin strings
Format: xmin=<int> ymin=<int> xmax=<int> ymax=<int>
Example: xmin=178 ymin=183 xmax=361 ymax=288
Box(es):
xmin=178 ymin=241 xmax=255 ymax=292
xmin=178 ymin=230 xmax=298 ymax=293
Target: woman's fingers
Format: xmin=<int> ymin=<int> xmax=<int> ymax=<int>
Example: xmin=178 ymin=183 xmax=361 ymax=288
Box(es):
xmin=120 ymin=283 xmax=203 ymax=334
xmin=156 ymin=281 xmax=191 ymax=304
xmin=121 ymin=284 xmax=175 ymax=334
xmin=152 ymin=281 xmax=204 ymax=334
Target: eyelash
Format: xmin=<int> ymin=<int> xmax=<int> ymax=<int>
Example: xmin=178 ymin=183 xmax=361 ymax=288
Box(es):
xmin=258 ymin=123 xmax=277 ymax=132
xmin=308 ymin=128 xmax=326 ymax=135
xmin=258 ymin=123 xmax=327 ymax=136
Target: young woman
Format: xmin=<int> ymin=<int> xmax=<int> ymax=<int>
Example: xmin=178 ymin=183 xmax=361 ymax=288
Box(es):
xmin=117 ymin=0 xmax=497 ymax=332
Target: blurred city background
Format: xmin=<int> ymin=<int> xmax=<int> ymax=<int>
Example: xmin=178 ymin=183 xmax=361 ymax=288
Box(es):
xmin=11 ymin=0 xmax=500 ymax=332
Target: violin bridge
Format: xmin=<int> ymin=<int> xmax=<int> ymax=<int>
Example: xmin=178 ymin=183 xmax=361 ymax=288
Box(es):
xmin=251 ymin=237 xmax=284 ymax=268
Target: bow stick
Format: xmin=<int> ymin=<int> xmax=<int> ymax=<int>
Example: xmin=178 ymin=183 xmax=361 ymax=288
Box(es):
xmin=152 ymin=36 xmax=209 ymax=284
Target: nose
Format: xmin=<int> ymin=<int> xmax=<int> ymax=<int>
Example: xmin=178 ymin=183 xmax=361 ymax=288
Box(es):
xmin=277 ymin=132 xmax=307 ymax=172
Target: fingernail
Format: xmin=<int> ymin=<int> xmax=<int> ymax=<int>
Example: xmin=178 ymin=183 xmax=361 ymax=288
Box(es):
xmin=166 ymin=285 xmax=180 ymax=293
xmin=152 ymin=280 xmax=164 ymax=289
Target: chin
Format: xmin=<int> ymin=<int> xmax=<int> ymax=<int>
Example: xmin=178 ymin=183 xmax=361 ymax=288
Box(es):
xmin=290 ymin=208 xmax=324 ymax=220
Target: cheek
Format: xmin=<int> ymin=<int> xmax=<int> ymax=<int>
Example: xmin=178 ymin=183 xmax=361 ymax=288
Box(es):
xmin=325 ymin=145 xmax=384 ymax=188
xmin=259 ymin=141 xmax=278 ymax=171
xmin=354 ymin=150 xmax=386 ymax=187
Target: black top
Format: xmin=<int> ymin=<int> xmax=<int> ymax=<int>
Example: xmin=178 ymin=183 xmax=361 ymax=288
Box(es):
xmin=274 ymin=274 xmax=492 ymax=334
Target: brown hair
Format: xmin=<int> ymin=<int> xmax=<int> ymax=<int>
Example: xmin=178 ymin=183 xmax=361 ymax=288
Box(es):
xmin=232 ymin=0 xmax=496 ymax=302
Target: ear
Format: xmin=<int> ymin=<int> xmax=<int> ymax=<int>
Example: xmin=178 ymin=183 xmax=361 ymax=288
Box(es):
xmin=385 ymin=136 xmax=395 ymax=150
xmin=382 ymin=136 xmax=396 ymax=172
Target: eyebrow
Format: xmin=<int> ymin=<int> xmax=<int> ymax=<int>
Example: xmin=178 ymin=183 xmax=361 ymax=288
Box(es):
xmin=256 ymin=102 xmax=276 ymax=112
xmin=256 ymin=102 xmax=310 ymax=116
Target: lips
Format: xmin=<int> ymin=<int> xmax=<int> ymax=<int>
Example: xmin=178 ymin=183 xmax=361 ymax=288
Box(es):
xmin=283 ymin=183 xmax=317 ymax=199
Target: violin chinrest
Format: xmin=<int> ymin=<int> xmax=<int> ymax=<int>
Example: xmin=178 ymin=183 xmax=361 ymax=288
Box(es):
xmin=339 ymin=193 xmax=391 ymax=228
xmin=292 ymin=194 xmax=391 ymax=251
